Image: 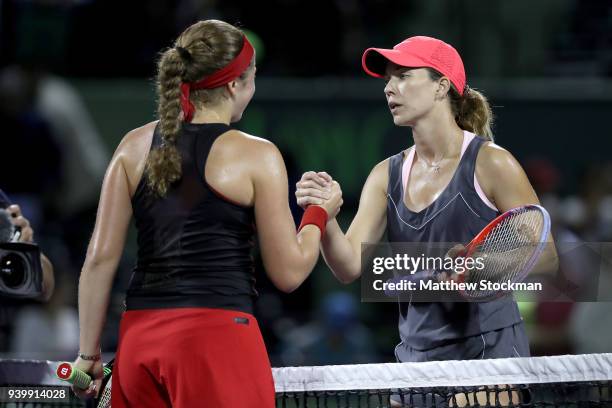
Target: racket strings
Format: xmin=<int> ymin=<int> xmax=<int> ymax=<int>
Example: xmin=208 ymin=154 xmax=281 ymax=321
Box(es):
xmin=480 ymin=217 xmax=526 ymax=282
xmin=465 ymin=209 xmax=545 ymax=297
xmin=96 ymin=375 xmax=112 ymax=408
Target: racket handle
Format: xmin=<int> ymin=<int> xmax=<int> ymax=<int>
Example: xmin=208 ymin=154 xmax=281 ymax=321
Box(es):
xmin=56 ymin=362 xmax=111 ymax=389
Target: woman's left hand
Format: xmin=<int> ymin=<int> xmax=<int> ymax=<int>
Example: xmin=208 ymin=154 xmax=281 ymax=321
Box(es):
xmin=438 ymin=244 xmax=469 ymax=282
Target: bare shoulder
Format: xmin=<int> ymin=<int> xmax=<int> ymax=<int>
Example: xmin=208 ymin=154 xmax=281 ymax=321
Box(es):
xmin=228 ymin=130 xmax=277 ymax=150
xmin=476 ymin=141 xmax=518 ymax=171
xmin=114 ymin=121 xmax=158 ymax=193
xmin=116 ymin=121 xmax=158 ymax=157
xmin=365 ymin=156 xmax=391 ymax=195
xmin=371 ymin=157 xmax=391 ymax=179
xmin=476 ymin=141 xmax=530 ymax=200
xmin=475 ymin=141 xmax=539 ymax=210
xmin=228 ymin=130 xmax=285 ymax=171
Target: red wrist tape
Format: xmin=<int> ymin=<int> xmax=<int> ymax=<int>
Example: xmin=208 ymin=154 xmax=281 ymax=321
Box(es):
xmin=298 ymin=205 xmax=328 ymax=236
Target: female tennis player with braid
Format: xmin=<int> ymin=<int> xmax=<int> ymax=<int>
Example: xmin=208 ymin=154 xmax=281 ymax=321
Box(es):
xmin=297 ymin=36 xmax=557 ymax=372
xmin=73 ymin=20 xmax=341 ymax=407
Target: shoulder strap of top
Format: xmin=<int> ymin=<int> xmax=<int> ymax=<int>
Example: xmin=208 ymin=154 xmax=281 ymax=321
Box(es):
xmin=387 ymin=151 xmax=406 ymax=201
xmin=151 ymin=123 xmax=163 ymax=149
xmin=457 ymin=134 xmax=487 ymax=189
xmin=194 ymin=123 xmax=234 ymax=179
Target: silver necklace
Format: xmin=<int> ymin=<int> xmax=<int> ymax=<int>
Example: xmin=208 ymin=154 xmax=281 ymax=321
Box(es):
xmin=417 ymin=140 xmax=454 ymax=173
xmin=423 ymin=157 xmax=444 ymax=173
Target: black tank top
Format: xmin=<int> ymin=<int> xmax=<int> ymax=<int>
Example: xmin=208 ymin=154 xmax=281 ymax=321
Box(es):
xmin=126 ymin=123 xmax=257 ymax=314
xmin=386 ymin=133 xmax=522 ymax=351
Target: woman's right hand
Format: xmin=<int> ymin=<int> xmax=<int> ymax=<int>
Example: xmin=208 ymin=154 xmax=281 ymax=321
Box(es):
xmin=295 ymin=171 xmax=342 ymax=219
xmin=71 ymin=357 xmax=104 ymax=400
xmin=295 ymin=171 xmax=334 ymax=209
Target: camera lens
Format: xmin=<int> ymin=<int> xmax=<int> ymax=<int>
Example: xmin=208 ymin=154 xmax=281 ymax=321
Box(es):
xmin=0 ymin=253 xmax=26 ymax=288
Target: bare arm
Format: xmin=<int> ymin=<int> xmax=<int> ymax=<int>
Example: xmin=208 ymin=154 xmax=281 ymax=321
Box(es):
xmin=78 ymin=134 xmax=137 ymax=356
xmin=253 ymin=142 xmax=342 ymax=293
xmin=477 ymin=143 xmax=558 ymax=275
xmin=296 ymin=160 xmax=389 ymax=284
xmin=78 ymin=159 xmax=131 ymax=355
xmin=73 ymin=129 xmax=146 ymax=399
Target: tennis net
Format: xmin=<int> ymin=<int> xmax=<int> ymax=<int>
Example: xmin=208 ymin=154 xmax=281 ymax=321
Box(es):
xmin=274 ymin=353 xmax=612 ymax=407
xmin=0 ymin=353 xmax=610 ymax=407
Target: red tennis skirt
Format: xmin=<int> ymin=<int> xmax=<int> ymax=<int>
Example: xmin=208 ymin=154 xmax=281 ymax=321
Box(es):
xmin=111 ymin=307 xmax=275 ymax=407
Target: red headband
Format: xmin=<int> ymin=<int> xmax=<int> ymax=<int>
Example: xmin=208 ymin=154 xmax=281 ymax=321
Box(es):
xmin=180 ymin=35 xmax=254 ymax=122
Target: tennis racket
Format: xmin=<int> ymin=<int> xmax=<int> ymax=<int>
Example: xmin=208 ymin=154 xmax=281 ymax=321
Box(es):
xmin=56 ymin=360 xmax=113 ymax=408
xmin=451 ymin=204 xmax=551 ymax=300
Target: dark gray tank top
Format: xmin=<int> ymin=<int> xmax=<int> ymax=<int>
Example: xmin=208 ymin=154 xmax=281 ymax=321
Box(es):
xmin=386 ymin=133 xmax=521 ymax=351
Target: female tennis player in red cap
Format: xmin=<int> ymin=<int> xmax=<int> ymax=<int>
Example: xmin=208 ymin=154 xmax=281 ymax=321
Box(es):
xmin=73 ymin=19 xmax=341 ymax=407
xmin=296 ymin=36 xmax=556 ymax=369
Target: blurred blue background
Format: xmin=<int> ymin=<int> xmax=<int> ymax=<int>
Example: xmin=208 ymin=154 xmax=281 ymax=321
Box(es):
xmin=1 ymin=0 xmax=611 ymax=366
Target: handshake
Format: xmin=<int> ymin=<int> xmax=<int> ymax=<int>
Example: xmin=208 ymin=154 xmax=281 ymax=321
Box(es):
xmin=295 ymin=171 xmax=344 ymax=221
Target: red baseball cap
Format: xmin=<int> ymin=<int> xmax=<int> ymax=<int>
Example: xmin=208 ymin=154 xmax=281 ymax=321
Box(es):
xmin=362 ymin=36 xmax=466 ymax=95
